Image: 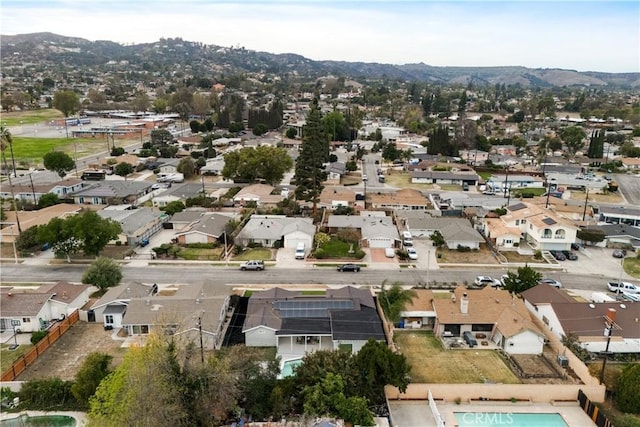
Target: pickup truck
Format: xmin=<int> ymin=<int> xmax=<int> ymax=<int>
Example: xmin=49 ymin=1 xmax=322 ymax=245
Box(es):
xmin=607 ymin=281 xmax=640 ymax=294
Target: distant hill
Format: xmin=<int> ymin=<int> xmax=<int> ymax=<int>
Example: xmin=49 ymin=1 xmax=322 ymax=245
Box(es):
xmin=2 ymin=32 xmax=638 ymax=88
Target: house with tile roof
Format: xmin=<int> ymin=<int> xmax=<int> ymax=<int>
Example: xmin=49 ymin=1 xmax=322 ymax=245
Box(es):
xmin=0 ymin=282 xmax=91 ymax=333
xmin=233 ymin=184 xmax=283 ymax=207
xmin=242 ymin=286 xmax=385 ymax=360
xmin=235 ymin=215 xmax=315 ymax=249
xmin=319 ymin=186 xmax=357 ymax=209
xmin=481 ymin=202 xmax=578 ymax=251
xmin=327 ymin=211 xmax=400 ymax=248
xmin=368 ymin=188 xmax=430 ymax=211
xmin=521 ymin=285 xmax=640 ymax=354
xmin=432 ymin=286 xmax=545 ymax=355
xmin=120 ymin=284 xmax=230 ymax=350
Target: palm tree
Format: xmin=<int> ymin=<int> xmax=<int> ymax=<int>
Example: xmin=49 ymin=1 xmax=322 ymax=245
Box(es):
xmin=0 ymin=125 xmax=17 ymax=177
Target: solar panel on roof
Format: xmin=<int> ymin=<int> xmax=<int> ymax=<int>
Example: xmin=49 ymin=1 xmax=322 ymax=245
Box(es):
xmin=542 ymin=217 xmax=557 ymax=225
xmin=509 ymin=203 xmax=527 ymax=211
xmin=274 ymin=299 xmax=354 ymax=318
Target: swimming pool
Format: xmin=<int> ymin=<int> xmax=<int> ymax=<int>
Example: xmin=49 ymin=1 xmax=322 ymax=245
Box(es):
xmin=280 ymin=358 xmax=303 ymax=378
xmin=1 ymin=414 xmax=76 ymax=427
xmin=455 ymin=412 xmax=568 ymax=427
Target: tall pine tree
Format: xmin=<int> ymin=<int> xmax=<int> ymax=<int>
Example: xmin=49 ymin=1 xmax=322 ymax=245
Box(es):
xmin=294 ymin=98 xmax=328 ymax=217
xmin=587 ymin=129 xmax=604 ymax=159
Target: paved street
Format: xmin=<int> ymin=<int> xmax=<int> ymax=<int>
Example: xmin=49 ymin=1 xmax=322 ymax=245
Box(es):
xmin=613 ymin=172 xmax=640 ymax=205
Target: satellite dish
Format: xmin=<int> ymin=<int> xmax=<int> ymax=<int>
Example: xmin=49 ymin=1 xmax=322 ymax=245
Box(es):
xmin=588 ymin=304 xmax=596 ymax=309
xmin=620 ymin=304 xmax=626 ymax=309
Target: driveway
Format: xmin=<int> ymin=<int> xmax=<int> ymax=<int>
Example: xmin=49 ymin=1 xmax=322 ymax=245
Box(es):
xmin=562 ymin=246 xmax=632 ymax=280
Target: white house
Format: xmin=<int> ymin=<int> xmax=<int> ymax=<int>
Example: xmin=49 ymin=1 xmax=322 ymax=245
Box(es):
xmin=235 ymin=215 xmax=315 ymax=249
xmin=89 ymin=283 xmax=158 ymax=329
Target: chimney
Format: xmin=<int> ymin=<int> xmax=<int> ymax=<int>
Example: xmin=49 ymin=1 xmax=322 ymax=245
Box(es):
xmin=606 ymin=308 xmax=617 ymax=323
xmin=460 ymin=292 xmax=469 ymax=315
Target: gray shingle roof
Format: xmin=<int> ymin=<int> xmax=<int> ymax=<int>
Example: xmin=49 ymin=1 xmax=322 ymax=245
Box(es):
xmin=72 ymin=181 xmax=151 ymax=198
xmin=98 ymin=208 xmax=164 ymax=235
xmin=236 ymin=215 xmax=314 ymax=241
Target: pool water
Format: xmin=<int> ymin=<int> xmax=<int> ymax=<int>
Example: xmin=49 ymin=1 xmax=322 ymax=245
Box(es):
xmin=280 ymin=359 xmax=303 ymax=378
xmin=455 ymin=412 xmax=568 ymax=427
xmin=1 ymin=414 xmax=76 ymax=427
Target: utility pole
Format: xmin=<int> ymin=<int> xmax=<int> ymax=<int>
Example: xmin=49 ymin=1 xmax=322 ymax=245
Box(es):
xmin=599 ymin=308 xmax=620 ymax=385
xmin=582 ymin=188 xmax=589 ymax=221
xmin=29 ymin=173 xmax=37 ymax=205
xmin=197 ymin=315 xmax=204 ymax=365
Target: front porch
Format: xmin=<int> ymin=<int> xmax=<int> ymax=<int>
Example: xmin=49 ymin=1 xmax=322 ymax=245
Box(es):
xmin=276 ymin=334 xmax=333 ymax=359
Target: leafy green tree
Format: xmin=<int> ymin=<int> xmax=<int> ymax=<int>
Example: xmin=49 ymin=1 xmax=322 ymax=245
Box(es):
xmin=150 ymin=129 xmax=173 ymax=145
xmin=163 ymin=200 xmax=186 ymax=215
xmin=615 ymin=363 xmax=640 ymax=414
xmin=222 ymin=146 xmax=292 ymax=185
xmin=286 ymin=127 xmax=297 ymax=139
xmin=19 ymin=378 xmax=78 ymax=411
xmin=72 ymin=352 xmax=113 ymax=407
xmin=379 ymin=282 xmax=417 ymax=323
xmin=113 ymin=162 xmax=133 ymax=180
xmin=576 ymin=228 xmax=606 ymax=245
xmin=110 ymin=146 xmax=125 ymax=156
xmin=294 ymin=98 xmax=328 ymax=216
xmin=53 ymin=90 xmax=80 ymax=139
xmin=502 ymin=265 xmax=542 ymax=293
xmin=302 ymin=373 xmax=373 ymax=425
xmin=37 ymin=193 xmax=61 ymax=209
xmin=82 ymin=257 xmax=123 ymax=291
xmin=252 ymin=123 xmax=268 ymax=136
xmin=587 ymin=129 xmax=605 ymax=159
xmin=36 ymin=217 xmax=82 ymax=262
xmin=430 ymin=230 xmax=445 ymax=248
xmin=560 ymin=126 xmax=587 ymax=156
xmin=353 ymin=338 xmax=411 ymax=405
xmin=177 ymin=157 xmax=196 ymax=179
xmin=15 ymin=225 xmax=40 ymax=251
xmin=1 ymin=125 xmax=17 ymax=177
xmin=89 ymin=336 xmax=189 ymax=426
xmin=43 ymin=151 xmax=75 ymax=178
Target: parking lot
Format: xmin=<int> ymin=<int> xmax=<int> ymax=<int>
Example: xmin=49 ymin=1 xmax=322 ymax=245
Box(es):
xmin=561 ymin=246 xmax=632 ymax=279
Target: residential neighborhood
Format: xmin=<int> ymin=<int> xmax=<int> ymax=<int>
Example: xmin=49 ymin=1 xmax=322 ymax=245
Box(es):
xmin=1 ymin=25 xmax=639 ymax=427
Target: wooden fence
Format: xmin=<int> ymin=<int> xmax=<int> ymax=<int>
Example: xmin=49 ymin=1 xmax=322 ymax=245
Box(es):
xmin=1 ymin=310 xmax=79 ymax=382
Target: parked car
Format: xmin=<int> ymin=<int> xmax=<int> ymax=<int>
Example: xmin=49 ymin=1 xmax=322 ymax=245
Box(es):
xmin=550 ymin=250 xmax=566 ymax=261
xmin=337 ymin=263 xmax=360 ymax=272
xmin=240 ymin=260 xmax=265 ymax=271
xmin=475 ymin=276 xmax=500 ymax=287
xmin=540 ymin=278 xmax=563 ymax=288
xmin=607 ymin=281 xmax=640 ymax=294
xmin=562 ymin=250 xmax=578 ymax=260
xmin=612 ymin=249 xmax=627 ymax=259
xmin=407 ymin=248 xmax=418 ymax=260
xmin=571 ymin=243 xmax=582 ymax=251
xmin=482 ymin=190 xmax=496 ymax=196
xmin=385 ymin=247 xmax=396 ymax=258
xmin=498 ymin=274 xmax=510 ymax=287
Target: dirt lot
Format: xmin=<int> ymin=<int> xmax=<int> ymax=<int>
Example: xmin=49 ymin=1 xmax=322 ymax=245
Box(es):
xmin=17 ymin=323 xmax=126 ymax=381
xmin=437 ymin=244 xmax=499 ymax=265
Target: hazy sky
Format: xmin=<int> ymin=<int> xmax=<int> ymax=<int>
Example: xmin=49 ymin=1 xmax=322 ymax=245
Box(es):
xmin=2 ymin=1 xmax=639 ymax=73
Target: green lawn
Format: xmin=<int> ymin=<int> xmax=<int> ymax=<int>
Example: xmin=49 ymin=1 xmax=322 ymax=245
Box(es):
xmin=178 ymin=247 xmax=224 ymax=260
xmin=11 ymin=136 xmax=108 ymax=162
xmin=478 ymin=171 xmax=492 ymax=181
xmin=233 ymin=248 xmax=273 ymax=261
xmin=320 ymin=239 xmax=356 ymax=257
xmin=511 ymin=187 xmax=546 ymax=197
xmin=395 ymin=331 xmax=521 ymax=384
xmin=623 ymin=257 xmax=640 ymax=278
xmin=1 ymin=343 xmax=34 ymax=374
xmin=1 ymin=109 xmax=63 ymax=127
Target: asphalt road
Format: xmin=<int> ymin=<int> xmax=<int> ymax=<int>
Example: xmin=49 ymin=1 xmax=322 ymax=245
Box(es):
xmin=0 ymin=263 xmax=624 ymax=294
xmin=614 ymin=173 xmax=640 ymax=205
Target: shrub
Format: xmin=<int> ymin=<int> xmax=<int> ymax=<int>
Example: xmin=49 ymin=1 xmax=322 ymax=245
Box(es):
xmin=457 ymin=245 xmax=471 ymax=252
xmin=31 ymin=330 xmax=48 ymax=345
xmin=354 ymin=249 xmax=366 ymax=259
xmin=521 ymin=191 xmax=535 ymax=198
xmin=534 ymin=250 xmax=543 ymax=260
xmin=336 ymin=229 xmax=360 ymax=243
xmin=314 ymin=248 xmax=326 ymax=259
xmin=184 ymin=243 xmax=217 ymax=249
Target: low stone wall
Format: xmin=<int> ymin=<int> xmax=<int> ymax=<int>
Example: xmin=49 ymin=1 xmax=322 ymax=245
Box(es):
xmin=385 ymin=382 xmax=605 ymax=403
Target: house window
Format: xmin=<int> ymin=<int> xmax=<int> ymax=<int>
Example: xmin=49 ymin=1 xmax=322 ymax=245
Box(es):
xmin=521 ymin=219 xmax=526 ymax=224
xmin=78 ymin=197 xmax=84 ymax=204
xmin=529 ymin=224 xmax=533 ymax=230
xmin=515 ymin=220 xmax=520 ymax=225
xmin=555 ymin=229 xmax=566 ymax=239
xmin=542 ymin=228 xmax=552 ymax=239
xmin=542 ymin=315 xmax=549 ymax=325
xmin=105 ymin=315 xmax=114 ymax=324
xmin=21 ymin=318 xmax=30 ymax=323
xmin=504 ymin=239 xmax=512 ymax=244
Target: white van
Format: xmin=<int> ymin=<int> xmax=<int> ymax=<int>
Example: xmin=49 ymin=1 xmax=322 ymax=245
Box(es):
xmin=295 ymin=242 xmax=306 ymax=259
xmin=402 ymin=231 xmax=413 ymax=247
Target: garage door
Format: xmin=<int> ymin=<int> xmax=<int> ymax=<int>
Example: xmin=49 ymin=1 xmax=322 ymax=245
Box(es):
xmin=185 ymin=233 xmax=208 ymax=244
xmin=285 ymin=238 xmax=308 ymax=249
xmin=368 ymin=238 xmax=392 ymax=248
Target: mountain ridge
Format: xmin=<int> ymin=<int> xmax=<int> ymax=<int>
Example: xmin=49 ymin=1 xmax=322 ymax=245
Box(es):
xmin=2 ymin=32 xmax=638 ymax=88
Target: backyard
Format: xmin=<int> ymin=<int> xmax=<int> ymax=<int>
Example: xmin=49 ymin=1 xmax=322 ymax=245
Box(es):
xmin=394 ymin=330 xmax=521 ymax=384
xmin=383 ymin=170 xmax=434 ymax=190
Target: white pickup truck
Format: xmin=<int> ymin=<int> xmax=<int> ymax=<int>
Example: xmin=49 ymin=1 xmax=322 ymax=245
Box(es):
xmin=607 ymin=281 xmax=640 ymax=294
